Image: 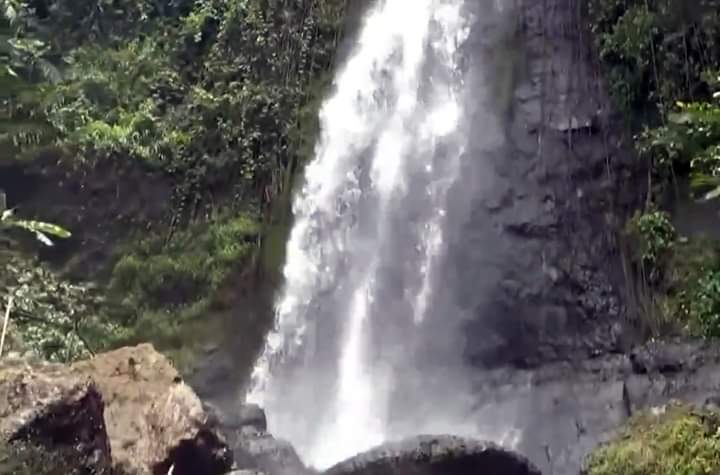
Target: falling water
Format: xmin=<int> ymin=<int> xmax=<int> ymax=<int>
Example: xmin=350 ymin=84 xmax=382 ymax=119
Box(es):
xmin=248 ymin=0 xmax=472 ymax=469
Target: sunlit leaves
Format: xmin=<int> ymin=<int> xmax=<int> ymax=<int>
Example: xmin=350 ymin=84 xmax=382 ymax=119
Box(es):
xmin=1 ymin=255 xmax=115 ymax=362
xmin=587 ymin=405 xmax=720 ymax=475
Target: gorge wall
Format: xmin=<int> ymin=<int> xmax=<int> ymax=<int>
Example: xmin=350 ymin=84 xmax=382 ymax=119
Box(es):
xmin=450 ymin=0 xmax=638 ymax=371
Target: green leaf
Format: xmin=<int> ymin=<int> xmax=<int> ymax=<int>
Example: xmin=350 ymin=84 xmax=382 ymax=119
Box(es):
xmin=13 ymin=219 xmax=72 ymax=238
xmin=704 ymin=186 xmax=720 ymax=201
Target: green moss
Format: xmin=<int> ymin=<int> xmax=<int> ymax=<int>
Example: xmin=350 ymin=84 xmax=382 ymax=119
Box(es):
xmin=110 ymin=214 xmax=258 ymax=307
xmin=103 ymin=214 xmax=259 ymax=359
xmin=587 ymin=405 xmax=720 ymax=475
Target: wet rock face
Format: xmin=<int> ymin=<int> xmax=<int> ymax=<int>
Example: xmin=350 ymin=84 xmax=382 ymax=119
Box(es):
xmin=435 ymin=0 xmax=640 ymax=369
xmin=467 ymin=339 xmax=720 ymax=475
xmin=324 ymin=435 xmax=541 ymax=475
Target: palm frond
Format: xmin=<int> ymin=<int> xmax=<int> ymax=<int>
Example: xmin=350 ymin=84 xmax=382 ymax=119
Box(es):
xmin=0 ymin=205 xmax=71 ymax=247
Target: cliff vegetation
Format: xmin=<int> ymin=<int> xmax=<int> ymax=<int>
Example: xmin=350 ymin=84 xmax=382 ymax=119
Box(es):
xmin=0 ymin=0 xmax=347 ymax=369
xmin=586 ymin=404 xmax=720 ymax=475
xmin=588 ymin=0 xmax=720 ymax=340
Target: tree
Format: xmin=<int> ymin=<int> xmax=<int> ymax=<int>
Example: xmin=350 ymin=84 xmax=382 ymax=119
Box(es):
xmin=0 ymin=6 xmax=58 ymax=156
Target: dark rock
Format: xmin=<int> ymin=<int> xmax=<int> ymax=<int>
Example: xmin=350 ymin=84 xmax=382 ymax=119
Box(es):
xmin=435 ymin=0 xmax=642 ymax=373
xmin=161 ymin=429 xmax=233 ymax=475
xmin=203 ymin=401 xmax=267 ymax=433
xmin=233 ymin=432 xmax=311 ymax=475
xmin=324 ymin=435 xmax=541 ymax=475
xmin=238 ymin=404 xmax=268 ymax=433
xmin=463 ymin=339 xmax=720 ymax=475
xmin=204 ymin=402 xmax=307 ymax=475
xmin=627 ymin=340 xmax=710 ymax=375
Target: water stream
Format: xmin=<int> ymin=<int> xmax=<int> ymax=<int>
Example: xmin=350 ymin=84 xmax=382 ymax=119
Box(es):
xmin=247 ymin=0 xmax=486 ymax=468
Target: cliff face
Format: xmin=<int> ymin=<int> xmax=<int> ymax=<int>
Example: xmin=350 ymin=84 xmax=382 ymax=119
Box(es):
xmin=438 ymin=0 xmax=641 ymax=370
xmin=355 ymin=0 xmax=640 ymax=397
xmin=434 ymin=2 xmax=719 ymax=474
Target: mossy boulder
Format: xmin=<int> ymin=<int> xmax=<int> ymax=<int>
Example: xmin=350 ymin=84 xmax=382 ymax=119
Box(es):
xmin=585 ymin=403 xmax=720 ymax=475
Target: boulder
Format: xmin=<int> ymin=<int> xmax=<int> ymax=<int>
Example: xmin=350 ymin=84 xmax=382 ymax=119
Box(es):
xmin=203 ymin=402 xmax=268 ymax=434
xmin=237 ymin=404 xmax=268 ymax=433
xmin=206 ymin=403 xmax=309 ymax=475
xmin=233 ymin=432 xmax=311 ymax=475
xmin=71 ymin=343 xmax=232 ymax=475
xmin=324 ymin=435 xmax=541 ymax=475
xmin=0 ymin=355 xmax=112 ymax=473
xmin=0 ymin=344 xmax=232 ymax=475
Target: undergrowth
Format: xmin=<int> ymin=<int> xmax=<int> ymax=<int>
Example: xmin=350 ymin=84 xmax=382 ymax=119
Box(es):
xmin=586 ymin=404 xmax=720 ymax=475
xmin=0 ymin=0 xmax=348 ymax=366
xmin=591 ymin=0 xmax=720 ymax=341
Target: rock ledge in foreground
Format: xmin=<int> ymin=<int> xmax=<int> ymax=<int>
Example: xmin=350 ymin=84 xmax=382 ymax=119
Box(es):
xmin=1 ymin=344 xmax=232 ymax=475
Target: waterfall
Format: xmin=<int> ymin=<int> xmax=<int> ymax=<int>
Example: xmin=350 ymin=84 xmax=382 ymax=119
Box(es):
xmin=248 ymin=0 xmax=472 ymax=469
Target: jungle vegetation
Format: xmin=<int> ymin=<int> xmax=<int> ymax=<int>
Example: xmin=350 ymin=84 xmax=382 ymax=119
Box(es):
xmin=0 ymin=0 xmax=347 ymax=366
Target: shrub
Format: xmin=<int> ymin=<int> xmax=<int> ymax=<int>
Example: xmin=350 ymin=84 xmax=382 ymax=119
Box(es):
xmin=625 ymin=210 xmax=676 ymax=281
xmin=104 ymin=214 xmax=259 ymax=363
xmin=586 ymin=405 xmax=720 ymax=475
xmin=1 ymin=255 xmax=121 ymax=362
xmin=109 ymin=214 xmax=258 ymax=310
xmin=686 ymin=269 xmax=720 ymax=337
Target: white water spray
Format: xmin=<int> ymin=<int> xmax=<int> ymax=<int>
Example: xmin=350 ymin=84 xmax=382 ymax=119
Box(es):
xmin=248 ymin=0 xmax=471 ymax=469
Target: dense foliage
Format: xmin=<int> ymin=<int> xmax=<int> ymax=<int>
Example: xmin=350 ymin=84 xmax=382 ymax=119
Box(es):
xmin=591 ymin=0 xmax=720 ymax=340
xmin=4 ymin=0 xmax=343 ymax=206
xmin=0 ymin=0 xmax=346 ymax=363
xmin=1 ymin=255 xmax=117 ymax=361
xmin=589 ymin=0 xmax=720 ymax=119
xmin=589 ymin=0 xmax=720 ymax=198
xmin=586 ymin=405 xmax=720 ymax=475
